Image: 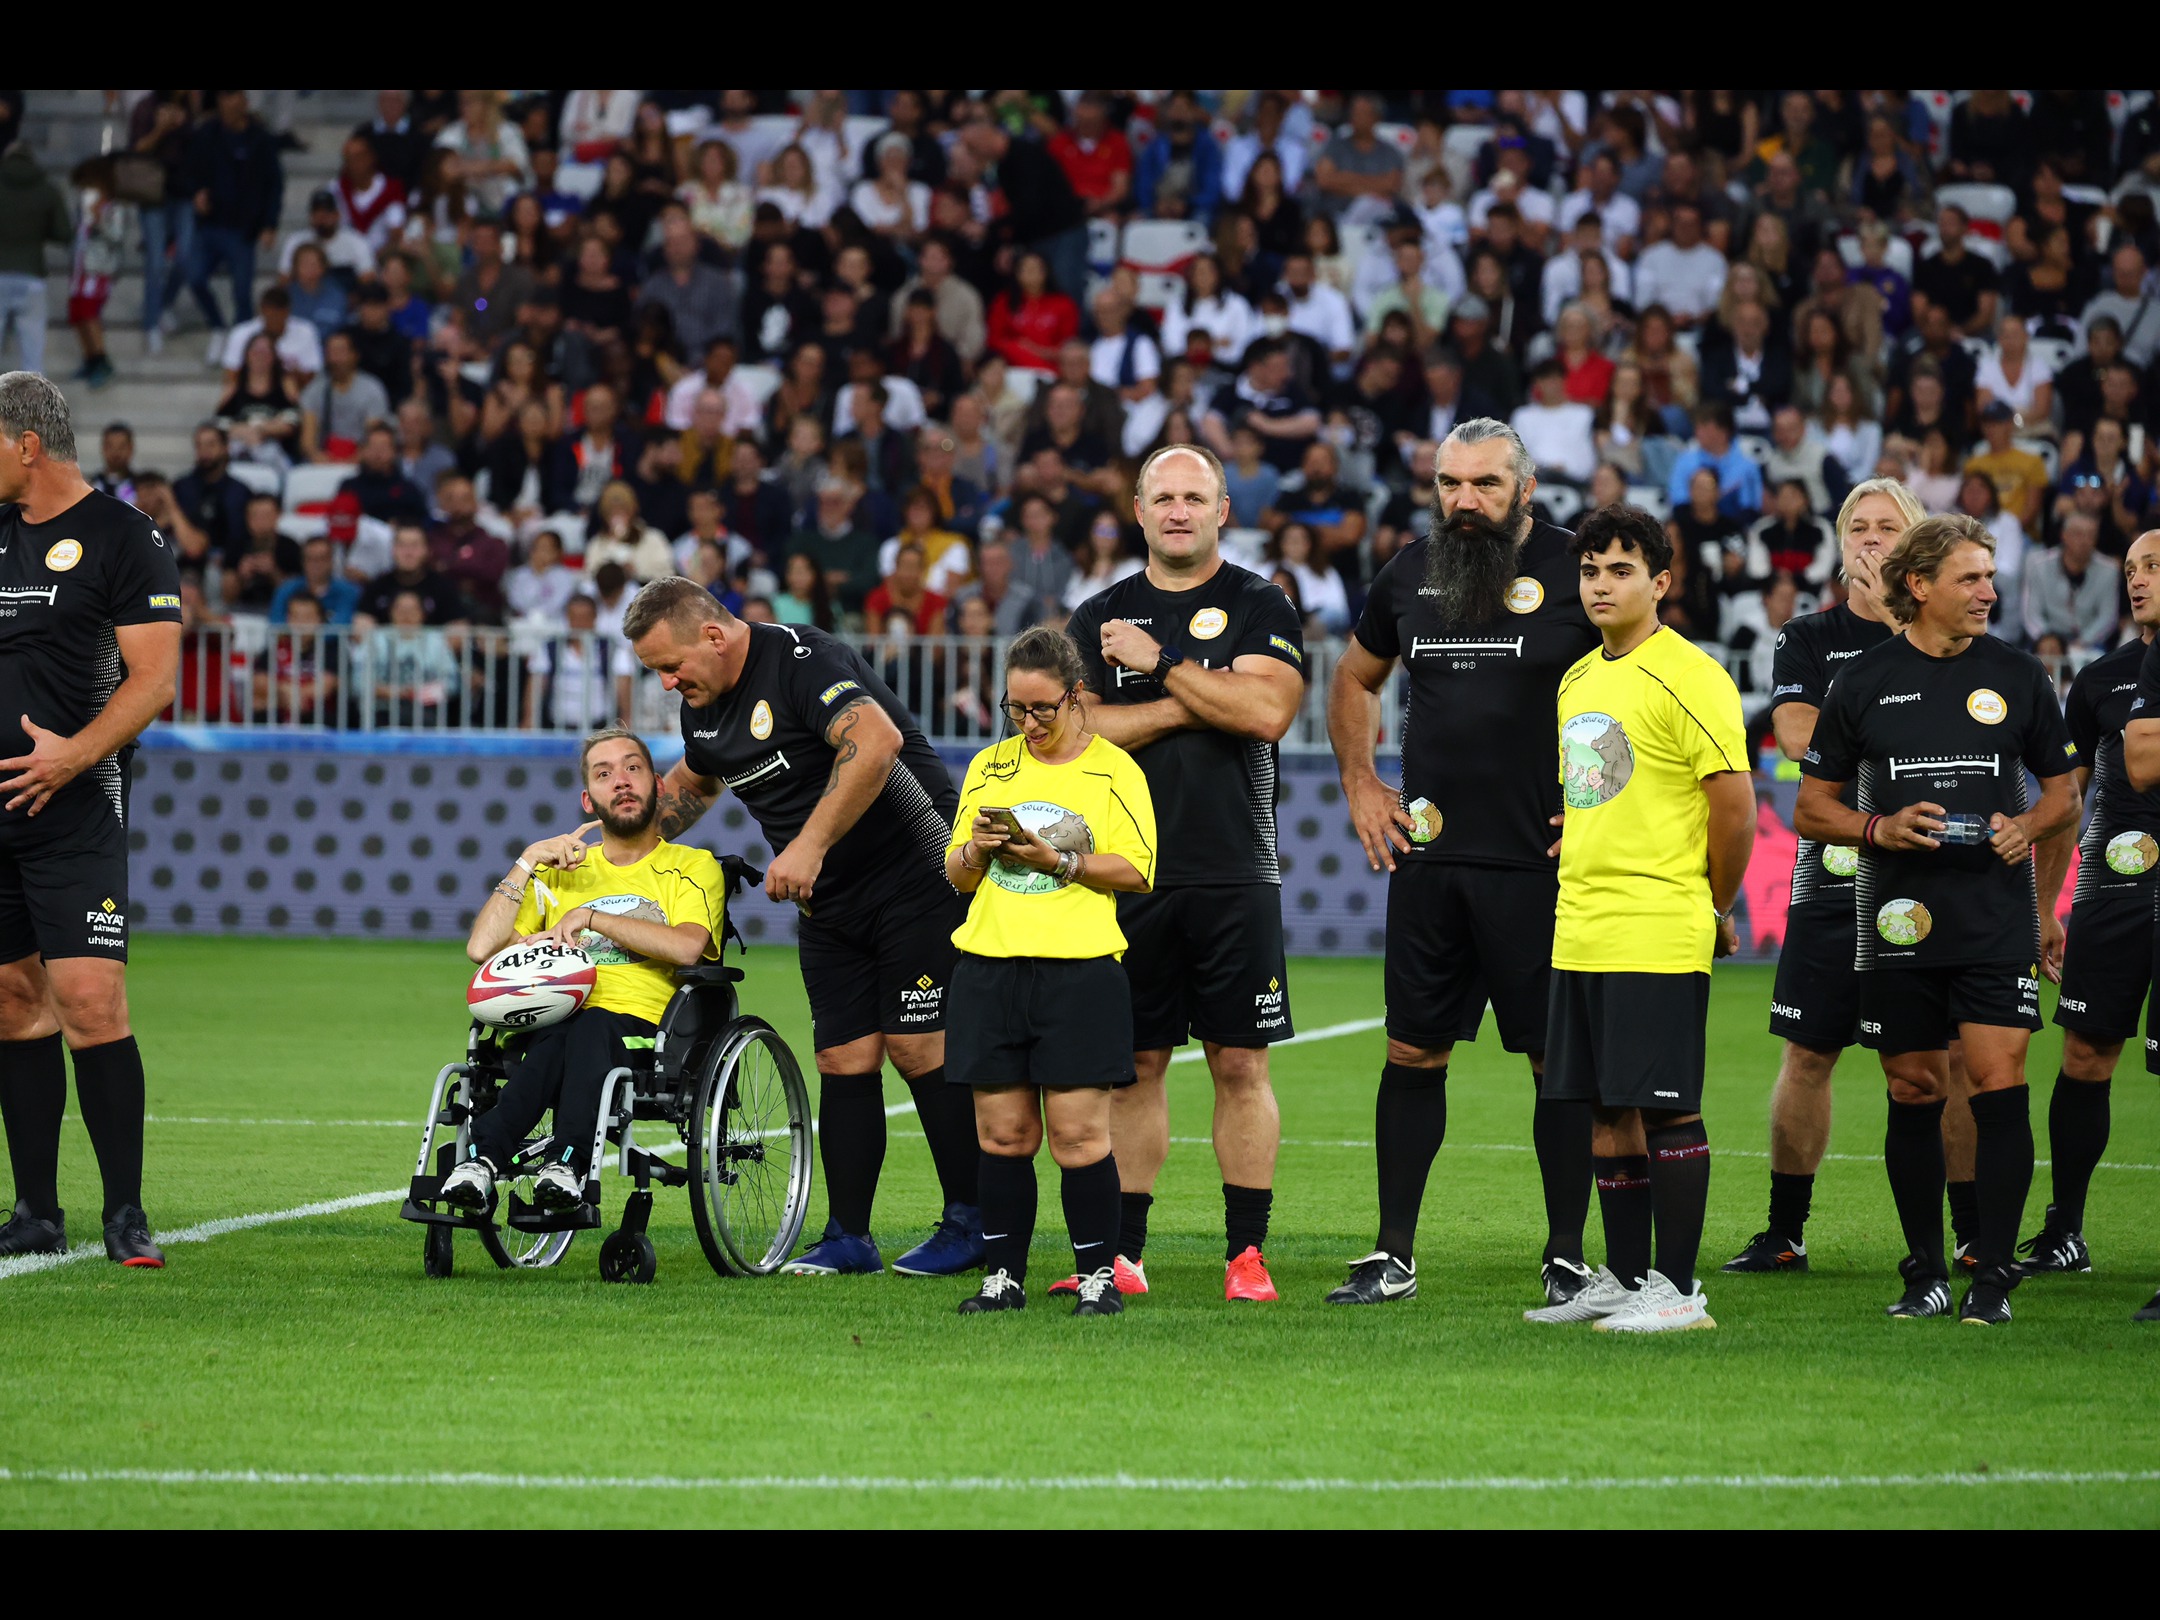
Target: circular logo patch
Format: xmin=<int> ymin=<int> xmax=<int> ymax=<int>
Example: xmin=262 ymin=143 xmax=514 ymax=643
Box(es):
xmin=573 ymin=893 xmax=667 ymax=965
xmin=44 ymin=539 xmax=81 ymax=572
xmin=1876 ymin=898 xmax=1933 ymax=946
xmin=1561 ymin=711 xmax=1634 ymax=808
xmin=1503 ymin=576 xmax=1544 ymax=614
xmin=988 ymin=800 xmax=1094 ymax=894
xmin=1966 ymin=688 xmax=2006 ymax=725
xmin=1404 ymin=797 xmax=1443 ymax=843
xmin=1822 ymin=844 xmax=1859 ymax=878
xmin=1188 ymin=607 xmax=1228 ymax=640
xmin=749 ymin=700 xmax=773 ymax=741
xmin=2106 ymin=830 xmax=2159 ymax=876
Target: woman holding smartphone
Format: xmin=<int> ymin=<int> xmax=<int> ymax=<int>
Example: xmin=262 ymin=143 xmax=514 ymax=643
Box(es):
xmin=943 ymin=626 xmax=1158 ymax=1315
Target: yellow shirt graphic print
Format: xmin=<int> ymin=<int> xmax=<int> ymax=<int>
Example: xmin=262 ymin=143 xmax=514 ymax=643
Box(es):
xmin=987 ymin=801 xmax=1094 ymax=894
xmin=511 ymin=840 xmax=726 ymax=1023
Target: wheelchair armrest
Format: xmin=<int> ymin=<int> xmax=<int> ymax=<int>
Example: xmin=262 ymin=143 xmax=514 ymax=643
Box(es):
xmin=720 ymin=854 xmax=764 ymax=899
xmin=674 ymin=963 xmax=744 ymax=986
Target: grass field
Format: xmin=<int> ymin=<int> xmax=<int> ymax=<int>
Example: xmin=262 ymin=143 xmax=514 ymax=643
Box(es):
xmin=2 ymin=937 xmax=2156 ymax=1528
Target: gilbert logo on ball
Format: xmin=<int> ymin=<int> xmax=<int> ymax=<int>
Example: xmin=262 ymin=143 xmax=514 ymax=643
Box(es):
xmin=468 ymin=942 xmax=596 ymax=1028
xmin=1966 ymin=688 xmax=2006 ymax=724
xmin=1504 ymin=576 xmax=1544 ymax=613
xmin=1188 ymin=607 xmax=1228 ymax=640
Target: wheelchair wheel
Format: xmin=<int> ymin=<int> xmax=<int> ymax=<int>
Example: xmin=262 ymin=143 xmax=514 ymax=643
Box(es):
xmin=423 ymin=1223 xmax=454 ymax=1279
xmin=476 ymin=1163 xmax=578 ymax=1270
xmin=688 ymin=1016 xmax=813 ymax=1276
xmin=598 ymin=1229 xmax=656 ymax=1284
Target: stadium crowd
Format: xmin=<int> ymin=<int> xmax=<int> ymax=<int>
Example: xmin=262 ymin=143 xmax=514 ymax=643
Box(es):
xmin=25 ymin=88 xmax=2160 ymax=730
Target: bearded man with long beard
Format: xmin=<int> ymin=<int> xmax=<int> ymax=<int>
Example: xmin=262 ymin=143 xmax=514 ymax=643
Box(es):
xmin=1322 ymin=420 xmax=1604 ymax=1308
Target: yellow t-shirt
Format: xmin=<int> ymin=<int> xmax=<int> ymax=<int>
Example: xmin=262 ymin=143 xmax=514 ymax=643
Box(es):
xmin=1554 ymin=626 xmax=1747 ymax=973
xmin=1964 ymin=448 xmax=2049 ymax=520
xmin=947 ymin=733 xmax=1157 ymax=960
xmin=512 ymin=840 xmax=727 ymax=1023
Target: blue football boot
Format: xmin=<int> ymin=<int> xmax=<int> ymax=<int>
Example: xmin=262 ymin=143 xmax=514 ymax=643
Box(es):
xmin=891 ymin=1203 xmax=986 ymax=1277
xmin=780 ymin=1218 xmax=885 ymax=1276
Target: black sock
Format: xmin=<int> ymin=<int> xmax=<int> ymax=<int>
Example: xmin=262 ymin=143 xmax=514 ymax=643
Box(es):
xmin=1946 ymin=1178 xmax=1979 ymax=1249
xmin=1224 ymin=1183 xmax=1271 ymax=1260
xmin=1119 ymin=1190 xmax=1152 ymax=1261
xmin=1968 ymin=1085 xmax=2034 ymax=1275
xmin=901 ymin=1067 xmax=979 ymax=1209
xmin=1646 ymin=1118 xmax=1711 ymax=1292
xmin=1884 ymin=1094 xmax=1948 ymax=1277
xmin=0 ymin=1033 xmax=67 ymax=1220
xmin=1061 ymin=1152 xmax=1121 ymax=1276
xmin=70 ymin=1036 xmax=146 ymax=1222
xmin=1768 ymin=1171 xmax=1814 ymax=1240
xmin=1594 ymin=1154 xmax=1652 ymax=1287
xmin=1533 ymin=1090 xmax=1592 ymax=1265
xmin=816 ymin=1072 xmax=886 ymax=1237
xmin=2046 ymin=1072 xmax=2110 ymax=1233
xmin=1374 ymin=1062 xmax=1446 ymax=1260
xmin=977 ymin=1149 xmax=1037 ymax=1284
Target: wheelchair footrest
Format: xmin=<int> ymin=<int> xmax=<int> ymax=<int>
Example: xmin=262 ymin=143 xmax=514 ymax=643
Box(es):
xmin=505 ymin=1191 xmax=602 ymax=1233
xmin=401 ymin=1197 xmax=496 ymax=1231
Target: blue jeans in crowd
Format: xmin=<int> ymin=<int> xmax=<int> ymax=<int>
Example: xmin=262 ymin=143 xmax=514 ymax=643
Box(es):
xmin=0 ymin=273 xmax=47 ymax=374
xmin=188 ymin=224 xmax=257 ymax=330
xmin=1032 ymin=224 xmax=1090 ymax=314
xmin=138 ymin=201 xmax=199 ymax=331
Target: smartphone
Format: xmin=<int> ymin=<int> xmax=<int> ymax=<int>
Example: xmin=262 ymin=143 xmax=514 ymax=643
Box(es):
xmin=978 ymin=807 xmax=1026 ymax=841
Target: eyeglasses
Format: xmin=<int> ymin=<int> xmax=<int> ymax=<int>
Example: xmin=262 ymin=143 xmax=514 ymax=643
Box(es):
xmin=999 ymin=692 xmax=1073 ymax=724
xmin=2071 ymin=474 xmax=2106 ymax=489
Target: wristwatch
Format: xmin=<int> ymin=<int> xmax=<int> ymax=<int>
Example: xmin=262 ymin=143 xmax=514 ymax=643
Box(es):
xmin=1154 ymin=645 xmax=1184 ymax=679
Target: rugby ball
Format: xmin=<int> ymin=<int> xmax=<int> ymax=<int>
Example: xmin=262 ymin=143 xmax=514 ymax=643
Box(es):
xmin=468 ymin=942 xmax=596 ymax=1029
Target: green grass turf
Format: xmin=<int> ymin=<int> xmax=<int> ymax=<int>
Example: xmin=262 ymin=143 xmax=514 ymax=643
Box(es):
xmin=1 ymin=937 xmax=2156 ymax=1528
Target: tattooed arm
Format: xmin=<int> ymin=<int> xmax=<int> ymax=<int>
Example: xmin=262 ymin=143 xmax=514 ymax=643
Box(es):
xmin=760 ymin=696 xmax=903 ymax=909
xmin=655 ymin=759 xmax=724 ymax=840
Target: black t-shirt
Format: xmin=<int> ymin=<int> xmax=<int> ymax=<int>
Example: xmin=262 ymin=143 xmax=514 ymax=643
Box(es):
xmin=680 ymin=622 xmax=957 ymax=920
xmin=1351 ymin=520 xmax=1595 ymax=873
xmin=2079 ymin=635 xmax=2160 ymax=898
xmin=1912 ymin=248 xmax=2001 ymax=327
xmin=1804 ymin=633 xmax=2075 ymax=969
xmin=0 ymin=489 xmax=182 ymax=824
xmin=359 ymin=569 xmax=465 ymax=625
xmin=1769 ymin=603 xmax=1897 ymax=910
xmin=1067 ymin=560 xmax=1306 ymax=888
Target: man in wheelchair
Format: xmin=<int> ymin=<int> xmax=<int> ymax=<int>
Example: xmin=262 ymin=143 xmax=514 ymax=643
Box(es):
xmin=442 ymin=728 xmax=727 ymax=1215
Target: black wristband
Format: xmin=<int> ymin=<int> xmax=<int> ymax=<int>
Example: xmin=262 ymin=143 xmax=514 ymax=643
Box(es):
xmin=1155 ymin=645 xmax=1184 ymax=678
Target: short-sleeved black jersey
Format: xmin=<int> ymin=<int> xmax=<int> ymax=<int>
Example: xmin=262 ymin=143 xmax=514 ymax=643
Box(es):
xmin=1769 ymin=602 xmax=1898 ymax=909
xmin=1352 ymin=519 xmax=1595 ymax=872
xmin=1804 ymin=633 xmax=2076 ymax=969
xmin=0 ymin=489 xmax=182 ymax=826
xmin=2076 ymin=634 xmax=2160 ymax=900
xmin=679 ymin=622 xmax=957 ymax=920
xmin=1067 ymin=559 xmax=1305 ymax=888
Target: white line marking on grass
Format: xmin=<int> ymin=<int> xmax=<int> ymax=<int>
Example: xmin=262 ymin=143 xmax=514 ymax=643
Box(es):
xmin=1169 ymin=1017 xmax=1386 ymax=1063
xmin=2 ymin=1465 xmax=2153 ymax=1496
xmin=0 ymin=1190 xmax=405 ymax=1282
xmin=140 ymin=1117 xmax=424 ymax=1128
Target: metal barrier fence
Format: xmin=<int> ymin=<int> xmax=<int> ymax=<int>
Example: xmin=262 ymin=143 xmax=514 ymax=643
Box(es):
xmin=168 ymin=626 xmax=1407 ymax=754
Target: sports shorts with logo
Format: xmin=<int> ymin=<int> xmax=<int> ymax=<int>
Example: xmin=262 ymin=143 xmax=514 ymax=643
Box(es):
xmin=1118 ymin=883 xmax=1292 ymax=1051
xmin=945 ymin=953 xmax=1137 ymax=1090
xmin=2054 ymin=889 xmax=2153 ymax=1042
xmin=1541 ymin=968 xmax=1709 ymax=1112
xmin=1858 ymin=962 xmax=2041 ymax=1053
xmin=0 ymin=780 xmax=132 ymax=965
xmin=795 ymin=870 xmax=967 ymax=1051
xmin=1767 ymin=901 xmax=1863 ymax=1049
xmin=1384 ymin=861 xmax=1555 ymax=1052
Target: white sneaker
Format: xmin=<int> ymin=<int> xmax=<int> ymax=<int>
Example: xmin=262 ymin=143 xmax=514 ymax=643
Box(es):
xmin=438 ymin=1156 xmax=497 ymax=1210
xmin=144 ymin=326 xmax=164 ymax=356
xmin=1593 ymin=1269 xmax=1716 ymax=1334
xmin=532 ymin=1162 xmax=584 ymax=1210
xmin=1523 ymin=1263 xmax=1635 ymax=1323
xmin=204 ymin=329 xmax=227 ymax=367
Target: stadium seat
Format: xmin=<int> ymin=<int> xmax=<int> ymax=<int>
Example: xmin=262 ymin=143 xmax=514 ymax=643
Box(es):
xmin=730 ymin=363 xmax=783 ymax=409
xmin=282 ymin=462 xmax=352 ymax=515
xmin=225 ymin=461 xmax=283 ymax=500
xmin=2014 ymin=437 xmax=2060 ymax=481
xmin=2028 ymin=335 xmax=2075 ymax=375
xmin=1936 ymin=181 xmax=2018 ymax=231
xmin=1087 ymin=217 xmax=1120 ymax=274
xmin=1836 ymin=231 xmax=1913 ymax=279
xmin=1626 ymin=485 xmax=1672 ymax=523
xmin=1738 ymin=434 xmax=1774 ymax=466
xmin=1537 ymin=484 xmax=1584 ymax=527
xmin=1121 ymin=219 xmax=1211 ymax=276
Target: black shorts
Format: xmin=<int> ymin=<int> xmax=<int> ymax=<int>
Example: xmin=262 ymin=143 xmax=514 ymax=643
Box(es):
xmin=1768 ymin=900 xmax=1862 ymax=1050
xmin=1384 ymin=861 xmax=1555 ymax=1053
xmin=944 ymin=953 xmax=1136 ymax=1090
xmin=795 ymin=874 xmax=967 ymax=1051
xmin=0 ymin=785 xmax=132 ymax=967
xmin=1118 ymin=883 xmax=1291 ymax=1051
xmin=1858 ymin=962 xmax=2042 ymax=1054
xmin=2055 ymin=887 xmax=2154 ymax=1042
xmin=1542 ymin=968 xmax=1709 ymax=1112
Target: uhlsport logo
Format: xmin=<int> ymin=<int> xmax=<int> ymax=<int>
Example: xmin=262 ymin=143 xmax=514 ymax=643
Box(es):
xmin=898 ymin=971 xmax=943 ymax=1025
xmin=988 ymin=800 xmax=1093 ymax=894
xmin=1561 ymin=711 xmax=1633 ymax=808
xmin=1967 ymin=687 xmax=2006 ymax=724
xmin=45 ymin=539 xmax=82 ymax=572
xmin=86 ymin=896 xmax=125 ymax=949
xmin=1254 ymin=974 xmax=1286 ymax=1031
xmin=1503 ymin=576 xmax=1544 ymax=614
xmin=749 ymin=700 xmax=773 ymax=740
xmin=1188 ymin=607 xmax=1228 ymax=640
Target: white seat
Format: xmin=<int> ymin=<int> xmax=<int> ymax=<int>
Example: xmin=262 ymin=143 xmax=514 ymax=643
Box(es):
xmin=1738 ymin=435 xmax=1774 ymax=466
xmin=1626 ymin=485 xmax=1672 ymax=523
xmin=282 ymin=462 xmax=352 ymax=514
xmin=842 ymin=115 xmax=891 ymax=160
xmin=2029 ymin=335 xmax=2075 ymax=374
xmin=1133 ymin=271 xmax=1185 ymax=310
xmin=1935 ymin=182 xmax=2017 ymax=226
xmin=2060 ymin=184 xmax=2110 ymax=208
xmin=1836 ymin=231 xmax=1912 ymax=278
xmin=1336 ymin=221 xmax=1386 ymax=278
xmin=1003 ymin=369 xmax=1041 ymax=406
xmin=1537 ymin=484 xmax=1584 ymax=526
xmin=1121 ymin=219 xmax=1211 ymax=270
xmin=225 ymin=461 xmax=283 ymax=499
xmin=1087 ymin=217 xmax=1120 ymax=271
xmin=730 ymin=363 xmax=783 ymax=409
xmin=1373 ymin=121 xmax=1417 ymax=154
xmin=554 ymin=162 xmax=606 ymax=202
xmin=2014 ymin=437 xmax=2060 ymax=481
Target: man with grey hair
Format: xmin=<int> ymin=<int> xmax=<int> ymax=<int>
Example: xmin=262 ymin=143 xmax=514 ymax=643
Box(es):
xmin=1323 ymin=417 xmax=1600 ymax=1307
xmin=0 ymin=371 xmax=183 ymax=1268
xmin=2023 ymin=511 xmax=2119 ymax=653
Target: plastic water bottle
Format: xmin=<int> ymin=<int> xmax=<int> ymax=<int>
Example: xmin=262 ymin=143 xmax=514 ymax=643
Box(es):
xmin=1935 ymin=812 xmax=1990 ymax=846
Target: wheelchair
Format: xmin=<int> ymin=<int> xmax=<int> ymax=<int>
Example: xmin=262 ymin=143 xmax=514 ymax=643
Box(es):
xmin=399 ymin=860 xmax=813 ymax=1284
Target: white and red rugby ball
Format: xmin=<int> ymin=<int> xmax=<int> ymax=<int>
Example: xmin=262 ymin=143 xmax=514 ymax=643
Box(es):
xmin=468 ymin=942 xmax=597 ymax=1029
